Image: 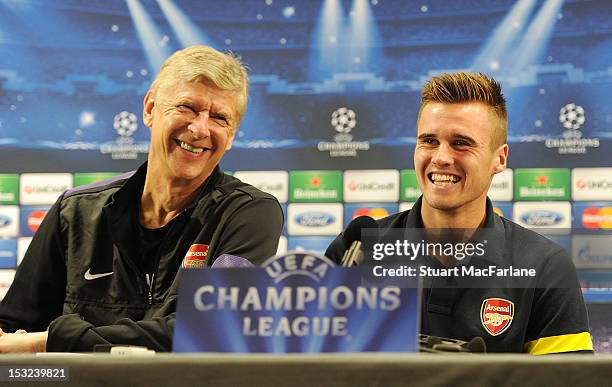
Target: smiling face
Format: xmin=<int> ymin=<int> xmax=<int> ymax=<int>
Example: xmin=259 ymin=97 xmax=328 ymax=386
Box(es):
xmin=143 ymin=79 xmax=237 ymax=187
xmin=414 ymin=102 xmax=508 ymax=220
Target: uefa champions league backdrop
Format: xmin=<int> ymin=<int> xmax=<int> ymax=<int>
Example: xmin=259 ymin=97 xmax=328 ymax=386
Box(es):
xmin=0 ymin=0 xmax=611 ymax=350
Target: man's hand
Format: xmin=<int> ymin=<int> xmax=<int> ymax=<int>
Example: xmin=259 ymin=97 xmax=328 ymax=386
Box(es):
xmin=0 ymin=329 xmax=47 ymax=353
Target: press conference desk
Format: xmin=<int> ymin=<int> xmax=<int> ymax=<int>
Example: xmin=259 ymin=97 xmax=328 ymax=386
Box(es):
xmin=1 ymin=353 xmax=610 ymax=386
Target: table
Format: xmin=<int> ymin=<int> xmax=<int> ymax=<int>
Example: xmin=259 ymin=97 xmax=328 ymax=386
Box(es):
xmin=0 ymin=353 xmax=610 ymax=386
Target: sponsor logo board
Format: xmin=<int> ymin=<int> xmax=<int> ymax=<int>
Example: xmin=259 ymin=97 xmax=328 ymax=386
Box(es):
xmin=287 ymin=203 xmax=343 ymax=236
xmin=233 ymin=171 xmax=288 ymax=203
xmin=276 ymin=236 xmax=288 ymax=256
xmin=343 ymin=170 xmax=399 ymax=202
xmin=492 ymin=202 xmax=513 ymax=219
xmin=399 ymin=202 xmax=415 ymax=212
xmin=572 ymin=202 xmax=612 ymax=230
xmin=343 ymin=203 xmax=398 ymax=227
xmin=287 ymin=236 xmax=336 ymax=256
xmin=400 ymin=170 xmax=421 ymax=201
xmin=73 ymin=173 xmax=120 ymax=188
xmin=488 ymin=169 xmax=513 ymax=201
xmin=17 ymin=237 xmax=32 ymax=266
xmin=514 ymin=169 xmax=570 ymax=201
xmin=0 ymin=206 xmax=19 ymax=238
xmin=289 ymin=171 xmax=342 ymax=203
xmin=19 ymin=206 xmax=50 ymax=236
xmin=0 ymin=239 xmax=17 ymax=269
xmin=572 ymin=235 xmax=612 ymax=269
xmin=513 ymin=202 xmax=571 ymax=233
xmin=19 ymin=174 xmax=72 ymax=205
xmin=0 ymin=174 xmax=19 ymax=205
xmin=572 ymin=168 xmax=612 ymax=201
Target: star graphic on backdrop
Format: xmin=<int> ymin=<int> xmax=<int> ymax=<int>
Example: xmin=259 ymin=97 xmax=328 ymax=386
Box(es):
xmin=310 ymin=177 xmax=321 ymax=188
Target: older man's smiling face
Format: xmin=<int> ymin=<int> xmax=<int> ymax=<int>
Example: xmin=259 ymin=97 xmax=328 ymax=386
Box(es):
xmin=143 ymin=79 xmax=236 ymax=186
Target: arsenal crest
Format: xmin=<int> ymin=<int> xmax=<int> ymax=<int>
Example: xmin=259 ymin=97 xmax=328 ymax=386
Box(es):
xmin=480 ymin=298 xmax=514 ymax=336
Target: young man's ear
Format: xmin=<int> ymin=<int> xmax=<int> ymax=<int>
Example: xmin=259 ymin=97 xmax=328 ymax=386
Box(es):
xmin=142 ymin=90 xmax=155 ymax=128
xmin=493 ymin=144 xmax=509 ymax=174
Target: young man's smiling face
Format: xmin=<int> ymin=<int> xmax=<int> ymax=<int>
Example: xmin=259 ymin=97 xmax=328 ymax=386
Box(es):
xmin=414 ymin=102 xmax=507 ymax=217
xmin=143 ymin=79 xmax=236 ymax=186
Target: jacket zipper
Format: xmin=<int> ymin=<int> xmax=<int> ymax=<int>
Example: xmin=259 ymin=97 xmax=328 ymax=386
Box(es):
xmin=145 ymin=273 xmax=155 ymax=305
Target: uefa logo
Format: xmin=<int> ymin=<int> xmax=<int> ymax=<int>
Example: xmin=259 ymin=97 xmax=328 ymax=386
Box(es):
xmin=559 ymin=103 xmax=585 ymax=131
xmin=113 ymin=111 xmax=138 ymax=137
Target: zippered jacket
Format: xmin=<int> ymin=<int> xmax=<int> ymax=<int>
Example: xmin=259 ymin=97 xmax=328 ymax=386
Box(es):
xmin=0 ymin=163 xmax=283 ymax=352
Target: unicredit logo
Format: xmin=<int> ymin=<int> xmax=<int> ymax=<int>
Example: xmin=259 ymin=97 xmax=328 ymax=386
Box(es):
xmin=576 ymin=179 xmax=612 ymax=190
xmin=521 ymin=211 xmax=563 ymax=226
xmin=24 ymin=184 xmax=67 ymax=194
xmin=347 ymin=181 xmax=395 ymax=192
xmin=295 ymin=212 xmax=335 ymax=227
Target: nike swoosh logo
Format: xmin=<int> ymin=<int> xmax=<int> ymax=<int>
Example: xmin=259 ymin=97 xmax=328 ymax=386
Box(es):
xmin=84 ymin=268 xmax=114 ymax=280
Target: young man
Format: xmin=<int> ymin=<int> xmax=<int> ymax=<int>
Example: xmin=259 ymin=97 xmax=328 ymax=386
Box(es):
xmin=0 ymin=46 xmax=283 ymax=352
xmin=326 ymin=72 xmax=592 ymax=354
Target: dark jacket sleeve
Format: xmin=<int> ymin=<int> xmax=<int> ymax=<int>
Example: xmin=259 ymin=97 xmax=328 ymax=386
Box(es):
xmin=324 ymin=233 xmax=346 ymax=265
xmin=47 ymin=312 xmax=176 ymax=352
xmin=523 ymin=248 xmax=593 ymax=354
xmin=0 ymin=196 xmax=66 ymax=332
xmin=212 ymin=196 xmax=284 ymax=265
xmin=46 ymin=196 xmax=283 ymax=352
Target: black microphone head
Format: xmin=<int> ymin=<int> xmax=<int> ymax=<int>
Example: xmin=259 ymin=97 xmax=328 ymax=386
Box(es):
xmin=211 ymin=254 xmax=255 ymax=268
xmin=343 ymin=216 xmax=378 ymax=248
xmin=463 ymin=336 xmax=487 ymax=353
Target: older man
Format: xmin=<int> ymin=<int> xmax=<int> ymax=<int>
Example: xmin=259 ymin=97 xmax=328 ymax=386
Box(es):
xmin=327 ymin=72 xmax=592 ymax=354
xmin=0 ymin=46 xmax=283 ymax=352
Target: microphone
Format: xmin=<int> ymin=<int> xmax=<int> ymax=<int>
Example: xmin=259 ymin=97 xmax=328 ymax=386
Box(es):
xmin=211 ymin=254 xmax=255 ymax=268
xmin=419 ymin=334 xmax=487 ymax=353
xmin=341 ymin=216 xmax=378 ymax=267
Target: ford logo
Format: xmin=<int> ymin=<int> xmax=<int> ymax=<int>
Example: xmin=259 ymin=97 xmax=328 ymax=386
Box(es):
xmin=0 ymin=215 xmax=11 ymax=228
xmin=295 ymin=212 xmax=335 ymax=227
xmin=521 ymin=210 xmax=563 ymax=226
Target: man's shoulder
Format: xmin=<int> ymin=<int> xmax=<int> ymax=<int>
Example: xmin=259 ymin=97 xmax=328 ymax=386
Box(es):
xmin=62 ymin=171 xmax=134 ymax=200
xmin=496 ymin=215 xmax=569 ymax=263
xmin=375 ymin=209 xmax=410 ymax=230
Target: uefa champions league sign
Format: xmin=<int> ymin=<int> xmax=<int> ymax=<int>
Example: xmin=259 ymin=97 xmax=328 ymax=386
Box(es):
xmin=173 ymin=252 xmax=419 ymax=353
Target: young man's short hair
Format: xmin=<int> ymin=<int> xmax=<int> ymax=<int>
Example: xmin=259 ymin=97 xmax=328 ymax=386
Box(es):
xmin=419 ymin=72 xmax=508 ymax=148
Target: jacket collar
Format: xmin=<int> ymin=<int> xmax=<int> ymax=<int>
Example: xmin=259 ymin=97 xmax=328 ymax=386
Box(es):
xmin=405 ymin=196 xmax=504 ymax=265
xmin=106 ymin=162 xmax=223 ymax=214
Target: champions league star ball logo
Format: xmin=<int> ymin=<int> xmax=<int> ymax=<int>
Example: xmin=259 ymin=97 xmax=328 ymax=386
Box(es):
xmin=317 ymin=107 xmax=370 ymax=157
xmin=559 ymin=103 xmax=585 ymax=131
xmin=331 ymin=107 xmax=356 ymax=135
xmin=544 ymin=103 xmax=599 ymax=154
xmin=100 ymin=111 xmax=148 ymax=160
xmin=113 ymin=111 xmax=138 ymax=137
